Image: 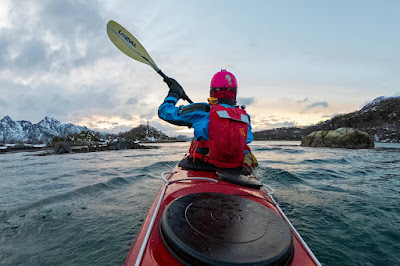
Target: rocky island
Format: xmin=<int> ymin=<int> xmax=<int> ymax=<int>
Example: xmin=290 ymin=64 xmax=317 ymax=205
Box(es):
xmin=300 ymin=127 xmax=374 ymax=149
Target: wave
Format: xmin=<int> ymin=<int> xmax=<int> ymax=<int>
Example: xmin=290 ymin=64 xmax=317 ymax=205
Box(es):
xmin=256 ymin=166 xmax=305 ymax=184
xmin=300 ymin=169 xmax=346 ymax=180
xmin=255 ymin=147 xmax=282 ymax=151
xmin=138 ymin=161 xmax=179 ymax=173
xmin=258 ymin=159 xmax=296 ymax=165
xmin=300 ymin=158 xmax=350 ymax=165
xmin=312 ymin=184 xmax=355 ymax=194
xmin=2 ymin=174 xmax=149 ymax=220
xmin=278 ymin=148 xmax=306 ymax=154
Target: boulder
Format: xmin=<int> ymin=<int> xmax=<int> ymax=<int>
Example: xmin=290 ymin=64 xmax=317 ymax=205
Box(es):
xmin=301 ymin=127 xmax=374 ymax=149
xmin=54 ymin=142 xmax=72 ymax=154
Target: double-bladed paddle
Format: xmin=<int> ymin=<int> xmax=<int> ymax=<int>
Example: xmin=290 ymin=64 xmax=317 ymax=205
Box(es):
xmin=106 ymin=20 xmax=193 ymax=103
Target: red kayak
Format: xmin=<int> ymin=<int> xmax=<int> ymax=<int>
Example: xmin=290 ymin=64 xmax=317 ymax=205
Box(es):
xmin=125 ymin=158 xmax=321 ymax=265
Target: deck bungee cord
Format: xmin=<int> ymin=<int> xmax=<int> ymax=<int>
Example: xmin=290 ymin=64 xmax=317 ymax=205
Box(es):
xmin=263 ymin=185 xmax=322 ymax=266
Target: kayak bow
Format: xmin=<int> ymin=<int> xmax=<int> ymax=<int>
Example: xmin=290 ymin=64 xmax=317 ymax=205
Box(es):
xmin=125 ymin=159 xmax=321 ymax=266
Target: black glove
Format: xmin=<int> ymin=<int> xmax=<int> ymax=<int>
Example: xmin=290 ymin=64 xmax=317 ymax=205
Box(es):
xmin=164 ymin=77 xmax=185 ymax=100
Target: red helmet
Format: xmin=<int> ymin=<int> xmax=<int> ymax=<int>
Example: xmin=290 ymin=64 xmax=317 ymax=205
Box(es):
xmin=210 ymin=70 xmax=237 ymax=103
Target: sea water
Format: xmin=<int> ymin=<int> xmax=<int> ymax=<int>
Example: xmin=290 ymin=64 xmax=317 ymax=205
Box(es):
xmin=0 ymin=141 xmax=399 ymax=265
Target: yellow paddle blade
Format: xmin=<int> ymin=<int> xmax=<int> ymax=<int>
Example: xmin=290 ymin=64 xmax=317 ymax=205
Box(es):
xmin=106 ymin=20 xmax=159 ymax=71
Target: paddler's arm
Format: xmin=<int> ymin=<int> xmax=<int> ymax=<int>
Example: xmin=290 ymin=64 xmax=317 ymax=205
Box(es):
xmin=158 ymin=96 xmax=192 ymax=127
xmin=244 ymin=115 xmax=258 ymax=168
xmin=246 ymin=114 xmax=253 ymax=144
xmin=158 ymin=95 xmax=210 ymax=128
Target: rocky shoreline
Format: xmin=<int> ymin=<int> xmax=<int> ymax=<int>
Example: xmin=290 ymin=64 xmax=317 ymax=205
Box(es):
xmin=254 ymin=96 xmax=400 ymax=143
xmin=0 ymin=140 xmax=159 ymax=155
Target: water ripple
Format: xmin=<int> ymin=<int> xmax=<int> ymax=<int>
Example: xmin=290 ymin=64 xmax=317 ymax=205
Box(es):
xmin=1 ymin=141 xmax=399 ymax=265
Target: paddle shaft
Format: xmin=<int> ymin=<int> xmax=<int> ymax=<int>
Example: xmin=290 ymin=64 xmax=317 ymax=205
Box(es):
xmin=107 ymin=20 xmax=193 ymax=104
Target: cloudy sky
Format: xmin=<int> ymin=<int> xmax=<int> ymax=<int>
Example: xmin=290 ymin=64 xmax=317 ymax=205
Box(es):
xmin=1 ymin=1 xmax=399 ymax=136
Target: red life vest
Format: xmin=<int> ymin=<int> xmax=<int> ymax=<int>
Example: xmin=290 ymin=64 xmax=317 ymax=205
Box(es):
xmin=189 ymin=104 xmax=249 ymax=168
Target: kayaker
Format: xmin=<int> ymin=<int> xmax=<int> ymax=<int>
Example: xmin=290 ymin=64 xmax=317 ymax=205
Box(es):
xmin=158 ymin=70 xmax=257 ymax=170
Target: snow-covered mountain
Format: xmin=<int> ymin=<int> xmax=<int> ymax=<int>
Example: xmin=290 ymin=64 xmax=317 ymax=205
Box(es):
xmin=0 ymin=116 xmax=89 ymax=144
xmin=360 ymin=96 xmax=400 ymax=112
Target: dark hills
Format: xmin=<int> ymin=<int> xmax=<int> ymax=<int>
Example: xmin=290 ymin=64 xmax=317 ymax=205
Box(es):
xmin=254 ymin=96 xmax=400 ymax=143
xmin=118 ymin=124 xmax=169 ymax=141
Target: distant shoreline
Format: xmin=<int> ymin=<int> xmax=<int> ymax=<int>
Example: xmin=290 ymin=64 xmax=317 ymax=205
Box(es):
xmin=2 ymin=140 xmax=399 ymax=155
xmin=0 ymin=140 xmax=189 ymax=155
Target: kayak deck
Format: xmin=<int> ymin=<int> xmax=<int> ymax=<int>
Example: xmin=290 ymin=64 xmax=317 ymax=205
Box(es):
xmin=125 ymin=166 xmax=320 ymax=265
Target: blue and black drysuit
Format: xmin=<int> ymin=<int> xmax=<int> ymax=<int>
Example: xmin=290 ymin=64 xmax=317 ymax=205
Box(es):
xmin=158 ymin=96 xmax=253 ymax=146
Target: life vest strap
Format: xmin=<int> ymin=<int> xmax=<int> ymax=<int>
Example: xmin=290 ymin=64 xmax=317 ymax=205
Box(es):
xmin=193 ymin=150 xmax=244 ymax=168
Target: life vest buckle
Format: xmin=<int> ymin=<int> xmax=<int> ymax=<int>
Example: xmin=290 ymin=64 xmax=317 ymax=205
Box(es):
xmin=208 ymin=97 xmax=218 ymax=105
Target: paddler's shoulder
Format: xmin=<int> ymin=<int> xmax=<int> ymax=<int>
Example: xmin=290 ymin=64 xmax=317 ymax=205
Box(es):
xmin=178 ymin=102 xmax=210 ymax=115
